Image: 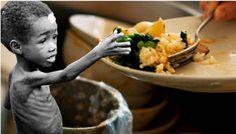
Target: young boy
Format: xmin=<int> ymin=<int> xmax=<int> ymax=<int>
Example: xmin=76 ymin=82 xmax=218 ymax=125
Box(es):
xmin=1 ymin=1 xmax=130 ymax=134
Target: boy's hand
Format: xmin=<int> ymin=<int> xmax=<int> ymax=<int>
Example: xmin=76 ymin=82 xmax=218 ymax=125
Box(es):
xmin=93 ymin=32 xmax=131 ymax=58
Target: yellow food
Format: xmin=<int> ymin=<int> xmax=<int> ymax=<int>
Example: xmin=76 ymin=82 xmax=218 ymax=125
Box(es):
xmin=113 ymin=18 xmax=194 ymax=74
xmin=126 ymin=28 xmax=139 ymax=35
xmin=193 ymin=52 xmax=217 ymax=64
xmin=133 ymin=21 xmax=153 ymax=33
xmin=139 ymin=33 xmax=190 ymax=73
xmin=144 ymin=18 xmax=165 ymax=37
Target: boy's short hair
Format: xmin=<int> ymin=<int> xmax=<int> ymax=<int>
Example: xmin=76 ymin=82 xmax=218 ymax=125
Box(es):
xmin=1 ymin=1 xmax=52 ymax=51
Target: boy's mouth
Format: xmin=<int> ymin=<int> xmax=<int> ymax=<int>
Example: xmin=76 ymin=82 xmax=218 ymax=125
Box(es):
xmin=47 ymin=55 xmax=56 ymax=63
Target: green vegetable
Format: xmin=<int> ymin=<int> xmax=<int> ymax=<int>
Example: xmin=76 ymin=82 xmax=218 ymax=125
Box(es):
xmin=116 ymin=36 xmax=132 ymax=43
xmin=110 ymin=56 xmax=124 ymax=65
xmin=137 ymin=41 xmax=145 ymax=49
xmin=145 ymin=41 xmax=156 ymax=48
xmin=137 ymin=41 xmax=156 ymax=49
xmin=128 ymin=33 xmax=158 ymax=43
xmin=111 ymin=27 xmax=160 ymax=70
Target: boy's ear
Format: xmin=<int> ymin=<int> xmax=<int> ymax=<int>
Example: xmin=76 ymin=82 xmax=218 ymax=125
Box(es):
xmin=9 ymin=40 xmax=22 ymax=55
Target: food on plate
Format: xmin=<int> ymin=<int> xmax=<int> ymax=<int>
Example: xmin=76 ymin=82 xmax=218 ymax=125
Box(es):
xmin=110 ymin=18 xmax=211 ymax=74
xmin=193 ymin=52 xmax=217 ymax=64
xmin=195 ymin=43 xmax=210 ymax=54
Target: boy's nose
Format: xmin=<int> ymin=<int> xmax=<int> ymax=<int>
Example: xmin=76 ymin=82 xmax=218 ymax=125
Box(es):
xmin=48 ymin=43 xmax=57 ymax=52
xmin=49 ymin=47 xmax=56 ymax=52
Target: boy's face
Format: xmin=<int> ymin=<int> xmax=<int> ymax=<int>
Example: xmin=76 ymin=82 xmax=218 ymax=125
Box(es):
xmin=22 ymin=16 xmax=58 ymax=68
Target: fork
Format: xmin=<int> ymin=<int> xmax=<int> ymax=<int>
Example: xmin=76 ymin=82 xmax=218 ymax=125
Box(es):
xmin=168 ymin=10 xmax=216 ymax=68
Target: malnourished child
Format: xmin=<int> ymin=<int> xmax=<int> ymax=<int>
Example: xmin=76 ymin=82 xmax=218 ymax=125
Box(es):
xmin=1 ymin=1 xmax=130 ymax=134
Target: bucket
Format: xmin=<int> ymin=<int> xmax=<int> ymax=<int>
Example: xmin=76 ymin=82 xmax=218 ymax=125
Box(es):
xmin=50 ymin=77 xmax=133 ymax=134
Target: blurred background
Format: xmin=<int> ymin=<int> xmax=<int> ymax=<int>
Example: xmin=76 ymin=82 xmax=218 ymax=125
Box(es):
xmin=1 ymin=1 xmax=236 ymax=134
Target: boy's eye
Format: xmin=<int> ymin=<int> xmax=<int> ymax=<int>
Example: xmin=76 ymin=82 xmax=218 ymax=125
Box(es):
xmin=53 ymin=34 xmax=58 ymax=40
xmin=39 ymin=38 xmax=46 ymax=44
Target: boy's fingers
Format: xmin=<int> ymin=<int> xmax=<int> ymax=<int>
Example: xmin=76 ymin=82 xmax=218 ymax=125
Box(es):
xmin=214 ymin=2 xmax=236 ymax=22
xmin=113 ymin=42 xmax=131 ymax=47
xmin=119 ymin=47 xmax=131 ymax=52
xmin=119 ymin=51 xmax=131 ymax=55
xmin=110 ymin=47 xmax=131 ymax=53
xmin=107 ymin=32 xmax=124 ymax=43
xmin=107 ymin=42 xmax=130 ymax=54
xmin=107 ymin=41 xmax=131 ymax=49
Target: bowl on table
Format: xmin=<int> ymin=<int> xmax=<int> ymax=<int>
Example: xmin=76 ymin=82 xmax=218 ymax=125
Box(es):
xmin=133 ymin=103 xmax=179 ymax=134
xmin=131 ymin=94 xmax=169 ymax=131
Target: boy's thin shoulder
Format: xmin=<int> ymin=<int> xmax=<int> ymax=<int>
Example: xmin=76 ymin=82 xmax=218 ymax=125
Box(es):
xmin=12 ymin=68 xmax=44 ymax=82
xmin=24 ymin=70 xmax=46 ymax=79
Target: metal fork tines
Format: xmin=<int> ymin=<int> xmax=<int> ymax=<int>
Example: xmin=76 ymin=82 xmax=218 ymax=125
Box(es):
xmin=169 ymin=40 xmax=199 ymax=68
xmin=168 ymin=12 xmax=214 ymax=68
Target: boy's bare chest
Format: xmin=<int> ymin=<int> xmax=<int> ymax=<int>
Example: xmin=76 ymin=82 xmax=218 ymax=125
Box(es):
xmin=12 ymin=81 xmax=51 ymax=97
xmin=31 ymin=85 xmax=51 ymax=98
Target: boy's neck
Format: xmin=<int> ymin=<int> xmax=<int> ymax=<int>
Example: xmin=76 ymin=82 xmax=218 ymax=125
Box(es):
xmin=16 ymin=55 xmax=38 ymax=72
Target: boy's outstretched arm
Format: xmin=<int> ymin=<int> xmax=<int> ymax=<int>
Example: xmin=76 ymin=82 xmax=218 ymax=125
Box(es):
xmin=29 ymin=32 xmax=130 ymax=87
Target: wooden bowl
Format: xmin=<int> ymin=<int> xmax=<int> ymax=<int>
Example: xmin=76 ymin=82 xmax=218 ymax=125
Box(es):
xmin=124 ymin=93 xmax=156 ymax=109
xmin=132 ymin=95 xmax=169 ymax=131
xmin=133 ymin=103 xmax=179 ymax=134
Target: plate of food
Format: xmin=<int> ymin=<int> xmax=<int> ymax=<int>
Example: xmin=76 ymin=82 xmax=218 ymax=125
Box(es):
xmin=103 ymin=16 xmax=236 ymax=93
xmin=70 ymin=15 xmax=236 ymax=92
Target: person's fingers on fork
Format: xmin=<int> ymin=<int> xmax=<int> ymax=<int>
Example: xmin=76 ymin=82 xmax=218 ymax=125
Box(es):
xmin=206 ymin=1 xmax=219 ymax=14
xmin=201 ymin=1 xmax=219 ymax=20
xmin=214 ymin=2 xmax=236 ymax=22
xmin=200 ymin=1 xmax=211 ymax=20
xmin=200 ymin=1 xmax=207 ymax=11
